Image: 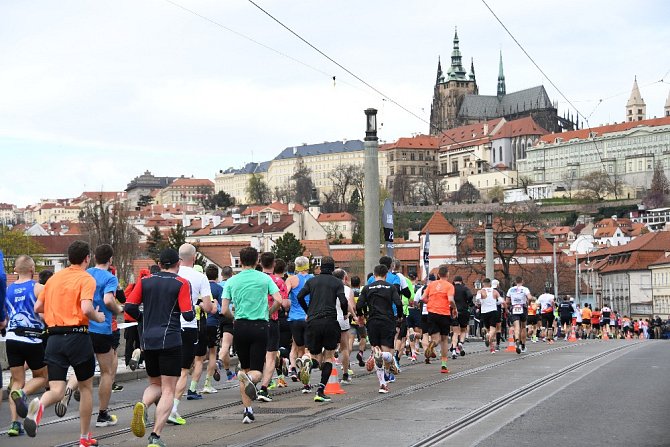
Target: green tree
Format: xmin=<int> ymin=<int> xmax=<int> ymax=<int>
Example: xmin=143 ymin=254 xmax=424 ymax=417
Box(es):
xmin=0 ymin=227 xmax=45 ymax=272
xmin=246 ymin=174 xmax=271 ymax=205
xmin=204 ymin=191 xmax=235 ymax=210
xmin=271 ymin=232 xmax=305 ymax=263
xmin=292 ymin=157 xmax=315 ymax=205
xmin=167 ymin=222 xmax=187 ymax=250
xmin=146 ymin=225 xmax=166 ymax=261
xmin=644 ymin=161 xmax=669 ymax=208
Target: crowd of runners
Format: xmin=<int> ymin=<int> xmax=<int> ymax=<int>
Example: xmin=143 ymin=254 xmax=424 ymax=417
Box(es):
xmin=0 ymin=241 xmax=665 ymax=447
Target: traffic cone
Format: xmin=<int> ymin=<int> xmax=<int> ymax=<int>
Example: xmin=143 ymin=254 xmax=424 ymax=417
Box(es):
xmin=602 ymin=331 xmax=609 ymax=340
xmin=568 ymin=327 xmax=577 ymax=342
xmin=324 ymin=364 xmax=346 ymax=395
xmin=506 ymin=329 xmax=517 ymax=352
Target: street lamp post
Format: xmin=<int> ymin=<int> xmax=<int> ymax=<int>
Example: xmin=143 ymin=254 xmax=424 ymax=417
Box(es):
xmin=363 ymin=108 xmax=380 ymax=277
xmin=545 ymin=234 xmax=559 ymax=299
xmin=485 ymin=212 xmax=494 ymax=280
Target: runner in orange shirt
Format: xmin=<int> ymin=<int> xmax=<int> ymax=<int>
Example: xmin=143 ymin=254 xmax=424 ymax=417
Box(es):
xmin=421 ymin=265 xmax=456 ymax=373
xmin=581 ymin=304 xmax=592 ymax=339
xmin=591 ymin=308 xmax=601 ymax=338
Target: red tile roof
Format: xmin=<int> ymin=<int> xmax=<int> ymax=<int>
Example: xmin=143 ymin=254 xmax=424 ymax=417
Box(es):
xmin=539 ymin=116 xmax=670 ymax=144
xmin=198 ymin=242 xmax=251 ymax=267
xmin=301 ymin=240 xmax=331 ymax=258
xmin=79 ymin=191 xmax=126 ymax=202
xmin=192 ymin=224 xmax=212 ymax=236
xmin=225 ymin=215 xmax=294 ymax=235
xmin=379 ymin=135 xmax=439 ymax=151
xmin=420 ymin=212 xmax=457 ymax=235
xmin=439 ymin=119 xmax=502 ymax=150
xmin=317 ymin=212 xmax=356 ymax=222
xmin=599 ymin=251 xmax=664 ymax=273
xmin=493 ymin=116 xmax=547 ymax=139
xmin=31 ymin=235 xmax=83 ymax=255
xmin=169 ymin=178 xmax=215 ymax=187
xmin=241 ymin=202 xmax=306 ymax=216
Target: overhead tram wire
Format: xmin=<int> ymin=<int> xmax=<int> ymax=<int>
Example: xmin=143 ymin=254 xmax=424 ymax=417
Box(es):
xmin=162 ymin=0 xmax=365 ymax=93
xmin=245 ymin=0 xmax=518 ymax=183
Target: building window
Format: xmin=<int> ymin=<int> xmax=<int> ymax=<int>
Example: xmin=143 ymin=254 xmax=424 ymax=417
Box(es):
xmin=452 ymin=160 xmax=458 ymax=173
xmin=390 ymin=166 xmax=395 ymax=175
xmin=497 ymin=236 xmax=516 ymax=251
xmin=527 ymin=236 xmax=539 ymax=250
xmin=410 ymin=153 xmax=416 ymax=161
xmin=474 ymin=238 xmax=485 ymax=251
xmin=420 ymin=167 xmax=424 ymax=175
xmin=410 ymin=167 xmax=415 ymax=175
xmin=389 ymin=153 xmax=394 ymax=162
xmin=418 ymin=153 xmax=424 ymax=161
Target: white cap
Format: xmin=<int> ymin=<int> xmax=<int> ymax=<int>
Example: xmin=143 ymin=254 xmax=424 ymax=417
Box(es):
xmin=491 ymin=279 xmax=499 ymax=288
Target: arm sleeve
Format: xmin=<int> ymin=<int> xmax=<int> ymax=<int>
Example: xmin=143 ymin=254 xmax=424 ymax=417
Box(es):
xmin=199 ymin=274 xmax=212 ymax=301
xmin=125 ymin=278 xmax=143 ymax=320
xmin=297 ymin=279 xmax=311 ymax=313
xmin=178 ymin=279 xmax=195 ymax=321
xmin=104 ymin=275 xmax=119 ymax=296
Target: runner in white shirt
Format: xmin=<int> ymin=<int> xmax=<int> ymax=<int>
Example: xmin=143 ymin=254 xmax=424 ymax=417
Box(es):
xmin=505 ymin=276 xmax=532 ymax=354
xmin=537 ymin=288 xmax=556 ymax=344
xmin=170 ymin=243 xmax=213 ymax=426
xmin=475 ymin=278 xmax=501 ymax=354
xmin=333 ymin=269 xmax=356 ymax=384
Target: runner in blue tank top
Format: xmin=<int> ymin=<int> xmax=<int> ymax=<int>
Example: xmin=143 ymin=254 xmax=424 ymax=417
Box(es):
xmin=285 ymin=256 xmax=312 ymax=386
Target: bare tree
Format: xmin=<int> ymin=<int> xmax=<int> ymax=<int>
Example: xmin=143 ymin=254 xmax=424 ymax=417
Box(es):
xmin=328 ymin=164 xmax=363 ymax=211
xmin=561 ymin=170 xmax=577 ymax=199
xmin=391 ymin=171 xmax=414 ymax=205
xmin=81 ymin=195 xmax=139 ymax=285
xmin=577 ymin=171 xmax=612 ymax=201
xmin=415 ymin=168 xmax=446 ymax=205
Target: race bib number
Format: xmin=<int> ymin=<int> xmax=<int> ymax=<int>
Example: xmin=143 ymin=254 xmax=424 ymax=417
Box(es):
xmin=512 ymin=304 xmax=524 ymax=315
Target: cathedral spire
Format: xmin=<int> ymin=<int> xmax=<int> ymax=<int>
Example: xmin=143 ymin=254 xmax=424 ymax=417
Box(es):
xmin=497 ymin=50 xmax=506 ymax=97
xmin=665 ymin=88 xmax=670 ymax=117
xmin=469 ymin=57 xmax=476 ymax=81
xmin=436 ymin=56 xmax=444 ymax=85
xmin=626 ymin=76 xmax=646 ymax=121
xmin=449 ymin=27 xmax=467 ymax=80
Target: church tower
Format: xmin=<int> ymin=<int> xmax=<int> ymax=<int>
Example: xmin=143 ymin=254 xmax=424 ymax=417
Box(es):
xmin=429 ymin=28 xmax=478 ymax=135
xmin=665 ymin=89 xmax=670 ymax=117
xmin=626 ymin=77 xmax=646 ymax=121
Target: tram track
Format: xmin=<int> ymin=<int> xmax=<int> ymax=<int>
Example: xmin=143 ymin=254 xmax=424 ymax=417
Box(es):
xmin=38 ymin=340 xmax=620 ymax=447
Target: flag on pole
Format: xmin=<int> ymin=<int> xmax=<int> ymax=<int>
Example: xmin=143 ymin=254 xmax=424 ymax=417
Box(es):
xmin=382 ymin=198 xmax=394 ymax=257
xmin=423 ymin=231 xmax=430 ymax=280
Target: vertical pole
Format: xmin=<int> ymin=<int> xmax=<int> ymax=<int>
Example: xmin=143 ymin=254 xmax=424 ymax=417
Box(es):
xmin=552 ymin=241 xmax=558 ymax=299
xmin=364 ymin=108 xmax=380 ymax=277
xmin=485 ymin=213 xmax=494 ymax=280
xmin=575 ymin=252 xmax=579 ymax=304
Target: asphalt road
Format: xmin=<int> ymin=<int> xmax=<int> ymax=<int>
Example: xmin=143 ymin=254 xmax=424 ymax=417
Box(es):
xmin=0 ymin=339 xmax=667 ymax=447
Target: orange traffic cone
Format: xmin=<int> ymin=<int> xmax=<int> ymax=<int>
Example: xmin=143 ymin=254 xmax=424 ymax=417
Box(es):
xmin=568 ymin=327 xmax=577 ymax=342
xmin=602 ymin=331 xmax=609 ymax=340
xmin=506 ymin=329 xmax=517 ymax=352
xmin=324 ymin=364 xmax=346 ymax=395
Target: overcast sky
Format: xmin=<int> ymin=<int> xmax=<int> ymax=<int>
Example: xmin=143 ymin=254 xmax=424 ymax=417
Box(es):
xmin=1 ymin=0 xmax=669 ymax=207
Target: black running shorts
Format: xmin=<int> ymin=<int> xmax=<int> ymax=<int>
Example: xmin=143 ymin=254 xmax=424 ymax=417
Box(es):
xmin=428 ymin=312 xmax=452 ymax=336
xmin=45 ymin=333 xmax=96 ymax=382
xmin=90 ymin=332 xmax=114 ymax=354
xmin=452 ymin=309 xmax=470 ymax=329
xmin=289 ymin=320 xmax=308 ymax=347
xmin=144 ymin=346 xmax=182 ymax=378
xmin=527 ymin=315 xmax=539 ymax=325
xmin=180 ymin=328 xmax=198 ymax=370
xmin=508 ymin=306 xmax=528 ymax=324
xmin=206 ymin=325 xmax=220 ymax=349
xmin=406 ymin=308 xmax=422 ymax=329
xmin=366 ymin=319 xmax=396 ymax=348
xmin=195 ymin=319 xmax=208 ymax=357
xmin=234 ymin=319 xmax=268 ymax=372
xmin=6 ymin=340 xmax=46 ymax=370
xmin=266 ymin=319 xmax=280 ymax=352
xmin=540 ymin=312 xmax=555 ymax=327
xmin=306 ymin=318 xmax=340 ymax=354
xmin=480 ymin=310 xmax=500 ymax=329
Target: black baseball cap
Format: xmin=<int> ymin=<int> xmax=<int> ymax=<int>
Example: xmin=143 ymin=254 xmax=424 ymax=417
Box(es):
xmin=159 ymin=248 xmax=180 ymax=267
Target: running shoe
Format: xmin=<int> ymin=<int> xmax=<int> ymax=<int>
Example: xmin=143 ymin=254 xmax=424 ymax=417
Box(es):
xmin=301 ymin=384 xmax=312 ymax=394
xmin=167 ymin=412 xmax=186 ymax=426
xmin=290 ymin=368 xmax=299 ymax=382
xmin=112 ymin=383 xmax=124 ymax=392
xmin=410 ymin=354 xmax=417 ymax=363
xmin=340 ymin=375 xmax=352 ymax=385
xmin=79 ymin=433 xmax=99 ymax=447
xmin=55 ymin=387 xmax=72 ymax=418
xmin=495 ymin=344 xmax=501 ymax=351
xmin=8 ymin=420 xmax=24 ymax=437
xmin=515 ymin=340 xmax=521 ymax=354
xmin=226 ymin=370 xmax=236 ymax=381
xmin=95 ymin=410 xmax=118 ymax=427
xmin=373 ymin=347 xmax=383 ymax=369
xmin=299 ymin=358 xmax=311 ymax=385
xmin=484 ymin=335 xmax=490 ymax=347
xmin=441 ymin=365 xmax=449 ymax=374
xmin=242 ymin=410 xmax=255 ymax=424
xmin=378 ymin=384 xmax=389 ymax=394
xmin=74 ymin=388 xmax=81 ymax=402
xmin=385 ymin=373 xmax=396 ymax=383
xmin=268 ymin=380 xmax=278 ymax=390
xmin=24 ymin=397 xmax=43 ymax=438
xmin=213 ymin=361 xmax=221 ymax=382
xmin=356 ymin=351 xmax=365 ymax=367
xmin=131 ymin=402 xmax=147 ymax=438
xmin=129 ymin=348 xmax=141 ymax=371
xmin=10 ymin=389 xmax=28 ymax=418
xmin=490 ymin=347 xmax=496 ymax=354
xmin=521 ymin=345 xmax=527 ymax=353
xmin=148 ymin=433 xmax=167 ymax=447
xmin=314 ymin=392 xmax=331 ymax=403
xmin=257 ymin=389 xmax=272 ymax=402
xmin=186 ymin=389 xmax=203 ymax=400
xmin=200 ymin=385 xmax=218 ymax=394
xmin=458 ymin=342 xmax=465 ymax=356
xmin=365 ymin=355 xmax=375 ymax=372
xmin=276 ymin=377 xmax=288 ymax=388
xmin=238 ymin=371 xmax=258 ymax=401
xmin=425 ymin=341 xmax=437 ymax=359
xmin=450 ymin=348 xmax=458 ymax=360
